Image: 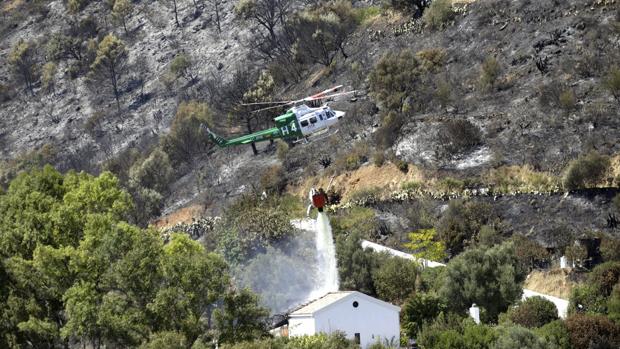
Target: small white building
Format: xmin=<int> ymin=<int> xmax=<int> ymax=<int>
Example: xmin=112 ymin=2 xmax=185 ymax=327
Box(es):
xmin=287 ymin=291 xmax=400 ymax=348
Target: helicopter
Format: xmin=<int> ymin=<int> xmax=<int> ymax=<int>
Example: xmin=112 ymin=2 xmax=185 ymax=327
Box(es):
xmin=203 ymin=85 xmax=355 ymax=147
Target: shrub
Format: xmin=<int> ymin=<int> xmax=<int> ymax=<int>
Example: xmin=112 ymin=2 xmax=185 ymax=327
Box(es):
xmin=569 ymin=284 xmax=608 ymax=315
xmin=260 ymin=164 xmax=286 ymax=194
xmin=493 ymin=326 xmax=546 ymax=349
xmin=348 ymin=186 xmax=382 ymax=204
xmin=479 ymin=56 xmax=501 ymax=91
xmin=436 ymin=119 xmax=482 ymax=159
xmin=503 ymin=296 xmax=558 ymax=328
xmin=565 ymin=314 xmax=620 ymax=349
xmin=368 ymin=50 xmax=424 ymax=111
xmin=416 ymin=313 xmax=468 ymax=349
xmin=416 ymin=48 xmax=447 ymax=72
xmin=603 ymin=66 xmax=620 ymax=103
xmin=435 ymin=199 xmax=495 ymax=255
xmin=129 ymin=149 xmax=173 ymax=194
xmin=562 ymin=151 xmax=610 ymax=190
xmin=440 ymin=242 xmax=526 ymax=322
xmin=373 ymin=151 xmax=386 ymax=167
xmin=375 ymin=112 xmax=405 ymax=150
xmin=588 ymin=261 xmax=620 ymax=296
xmin=162 ymin=101 xmax=213 ymax=165
xmin=435 ymin=177 xmax=465 ymax=193
xmin=41 ymin=62 xmax=57 ymax=93
xmin=169 ymin=53 xmax=196 ymax=83
xmin=401 ymin=180 xmax=422 ymax=192
xmin=511 ymin=235 xmax=551 ymax=271
xmin=565 ymin=243 xmax=588 ymax=268
xmin=600 ymin=237 xmax=620 ymax=262
xmin=558 ymin=88 xmax=577 ymax=112
xmin=423 ymin=0 xmax=454 ymax=29
xmin=395 ymin=159 xmax=409 ymax=173
xmin=275 ymin=139 xmax=289 ymax=161
xmin=535 ymin=320 xmax=571 ymax=349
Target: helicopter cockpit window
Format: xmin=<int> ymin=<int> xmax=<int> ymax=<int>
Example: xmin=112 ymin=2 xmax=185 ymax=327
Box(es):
xmin=319 ymin=113 xmax=324 ymax=121
xmin=326 ymin=110 xmax=335 ymax=119
xmin=300 ymin=120 xmax=309 ymax=127
xmin=309 ymin=117 xmax=317 ymax=124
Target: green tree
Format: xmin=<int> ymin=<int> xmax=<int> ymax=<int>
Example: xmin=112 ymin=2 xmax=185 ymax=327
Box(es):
xmin=435 ymin=199 xmax=495 ymax=256
xmin=112 ymin=0 xmax=134 ymax=34
xmin=440 ymin=242 xmax=526 ymax=322
xmin=9 ymin=40 xmax=40 ymax=94
xmin=335 ymin=233 xmax=382 ymax=296
xmin=139 ymin=331 xmax=187 ymax=349
xmin=372 ymin=257 xmax=418 ymax=304
xmin=502 ymin=296 xmax=558 ymax=328
xmin=89 ymin=33 xmax=128 ymax=110
xmin=402 ymin=292 xmax=446 ymax=338
xmin=403 ymin=228 xmax=447 ymax=264
xmin=162 ymin=101 xmax=213 ymax=165
xmin=368 ymin=49 xmax=424 ymax=112
xmin=129 ymin=148 xmax=174 ymax=194
xmin=214 ymin=288 xmax=269 ymax=344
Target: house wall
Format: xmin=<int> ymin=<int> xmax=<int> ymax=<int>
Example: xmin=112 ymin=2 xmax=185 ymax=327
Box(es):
xmin=288 ymin=316 xmax=315 ymax=337
xmin=313 ymin=294 xmax=400 ymax=348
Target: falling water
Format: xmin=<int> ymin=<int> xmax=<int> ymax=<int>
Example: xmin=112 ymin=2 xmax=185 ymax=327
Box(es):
xmin=309 ymin=211 xmax=339 ymax=298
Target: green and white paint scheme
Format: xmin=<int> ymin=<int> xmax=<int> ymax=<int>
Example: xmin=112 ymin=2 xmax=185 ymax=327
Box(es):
xmin=205 ymin=105 xmax=345 ymax=147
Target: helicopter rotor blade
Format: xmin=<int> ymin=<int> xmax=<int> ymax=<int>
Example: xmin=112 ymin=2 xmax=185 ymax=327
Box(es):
xmin=308 ymin=85 xmax=343 ymax=99
xmin=250 ymin=103 xmax=292 ymax=114
xmin=239 ymin=100 xmax=292 ymax=106
xmin=305 ymin=90 xmax=357 ymax=102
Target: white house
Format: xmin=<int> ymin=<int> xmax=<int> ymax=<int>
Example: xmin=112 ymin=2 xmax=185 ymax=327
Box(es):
xmin=287 ymin=291 xmax=400 ymax=348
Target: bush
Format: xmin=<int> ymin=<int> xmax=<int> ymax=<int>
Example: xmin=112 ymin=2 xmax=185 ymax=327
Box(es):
xmin=368 ymin=50 xmax=424 ymax=112
xmin=373 ymin=151 xmax=386 ymax=167
xmin=260 ymin=164 xmax=286 ymax=194
xmin=493 ymin=326 xmax=546 ymax=349
xmin=535 ymin=320 xmax=571 ymax=349
xmin=558 ymin=88 xmax=577 ymax=112
xmin=503 ymin=296 xmax=558 ymax=328
xmin=601 ymin=237 xmax=620 ymax=262
xmin=275 ymin=139 xmax=289 ymax=161
xmin=394 ymin=159 xmax=409 ymax=173
xmin=435 ymin=199 xmax=495 ymax=255
xmin=479 ymin=56 xmax=501 ymax=91
xmin=603 ymin=66 xmax=620 ymax=103
xmin=588 ymin=261 xmax=620 ymax=297
xmin=423 ymin=0 xmax=454 ymax=29
xmin=511 ymin=235 xmax=551 ymax=271
xmin=375 ymin=112 xmax=405 ymax=150
xmin=348 ymin=186 xmax=382 ymax=205
xmin=129 ymin=149 xmax=173 ymax=194
xmin=436 ymin=119 xmax=482 ymax=159
xmin=562 ymin=151 xmax=610 ymax=190
xmin=162 ymin=101 xmax=213 ymax=165
xmin=416 ymin=48 xmax=447 ymax=72
xmin=565 ymin=314 xmax=620 ymax=349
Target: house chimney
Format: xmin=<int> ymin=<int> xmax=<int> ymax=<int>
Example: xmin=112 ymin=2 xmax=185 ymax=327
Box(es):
xmin=469 ymin=303 xmax=480 ymax=324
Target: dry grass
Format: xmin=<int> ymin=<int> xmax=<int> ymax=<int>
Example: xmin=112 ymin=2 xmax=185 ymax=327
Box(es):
xmin=2 ymin=0 xmax=24 ymax=13
xmin=524 ymin=269 xmax=577 ymax=299
xmin=291 ymin=162 xmax=424 ymax=202
xmin=484 ymin=165 xmax=560 ymax=193
xmin=610 ymin=154 xmax=620 ymax=183
xmin=151 ymin=204 xmax=205 ymax=229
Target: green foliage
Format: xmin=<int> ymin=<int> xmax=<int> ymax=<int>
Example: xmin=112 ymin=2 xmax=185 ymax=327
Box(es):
xmin=129 ymin=148 xmax=173 ymax=194
xmin=565 ymin=314 xmax=620 ymax=349
xmin=368 ymin=50 xmax=424 ymax=111
xmin=0 ymin=167 xmax=247 ymax=348
xmin=403 ymin=228 xmax=447 ymax=263
xmin=41 ymin=62 xmax=57 ymax=93
xmin=214 ymin=288 xmax=269 ymax=344
xmin=138 ymin=331 xmax=187 ymax=349
xmin=436 ymin=119 xmax=482 ymax=159
xmin=600 ymin=237 xmax=620 ymax=262
xmin=492 ymin=325 xmax=546 ymax=349
xmin=562 ymin=151 xmax=611 ymax=190
xmin=162 ymin=101 xmax=213 ymax=165
xmin=112 ymin=0 xmax=133 ymax=33
xmin=288 ymin=1 xmax=358 ymax=67
xmin=89 ymin=33 xmax=127 ymax=109
xmin=372 ymin=257 xmax=418 ymax=304
xmin=416 ymin=313 xmax=469 ymax=349
xmin=348 ymin=186 xmax=381 ymax=205
xmin=608 ymin=284 xmax=620 ymax=323
xmin=440 ymin=242 xmax=527 ymax=322
xmin=275 ymin=139 xmax=289 ymax=161
xmin=9 ymin=39 xmax=40 ymax=94
xmin=170 ymin=53 xmax=196 ymax=82
xmin=478 ymin=56 xmax=501 ymax=91
xmin=67 ymin=0 xmax=89 ymax=14
xmin=260 ymin=165 xmax=287 ymax=194
xmin=331 ymin=206 xmax=378 ymax=239
xmin=214 ymin=195 xmax=294 ymax=264
xmin=588 ymin=261 xmax=620 ymax=296
xmin=502 ymin=296 xmax=558 ymax=328
xmin=335 ymin=233 xmax=383 ymax=296
xmin=353 ymin=6 xmax=382 ymax=25
xmin=511 ymin=235 xmax=551 ymax=271
xmin=603 ymin=66 xmax=620 ymax=103
xmin=435 ymin=177 xmax=465 ymax=193
xmin=435 ymin=199 xmax=495 ymax=256
xmin=565 ymin=243 xmax=588 ymax=268
xmin=402 ymin=292 xmax=446 ymax=338
xmin=558 ymin=88 xmax=577 ymax=112
xmin=534 ymin=320 xmax=571 ymax=349
xmin=569 ymin=284 xmax=608 ymax=315
xmin=423 ymin=0 xmax=455 ymax=29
